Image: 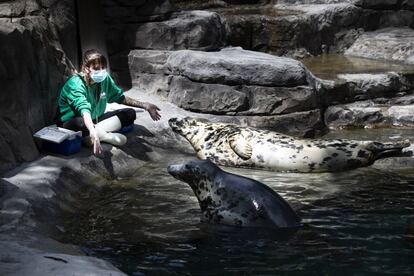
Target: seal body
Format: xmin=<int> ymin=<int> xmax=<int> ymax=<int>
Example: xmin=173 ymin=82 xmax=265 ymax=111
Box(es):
xmin=169 ymin=117 xmax=410 ymax=172
xmin=167 ymin=159 xmax=301 ymax=228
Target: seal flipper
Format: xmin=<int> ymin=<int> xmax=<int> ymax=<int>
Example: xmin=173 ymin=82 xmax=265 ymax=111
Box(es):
xmin=228 ymin=130 xmax=252 ymax=160
xmin=366 ymin=139 xmax=411 ymax=160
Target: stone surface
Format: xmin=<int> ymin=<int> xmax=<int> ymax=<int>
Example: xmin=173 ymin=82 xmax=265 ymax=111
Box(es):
xmin=174 ymin=1 xmax=414 ymax=58
xmin=345 ymin=27 xmax=414 ymax=64
xmin=0 ymin=237 xmax=126 ymax=276
xmin=106 ymin=10 xmax=225 ymax=55
xmin=103 ymin=0 xmax=173 ymax=22
xmin=48 ymin=0 xmax=79 ymax=68
xmin=168 ymin=76 xmax=249 ymax=114
xmin=240 ymin=85 xmax=319 ymax=115
xmin=337 ymin=73 xmax=402 ymax=99
xmin=166 ymin=47 xmax=310 ymax=86
xmin=0 ymin=15 xmax=73 ymax=175
xmin=0 ymin=148 xmax=146 ymax=276
xmin=325 ymin=95 xmax=414 ymax=129
xmin=216 ymin=3 xmax=362 ymax=56
xmin=128 ymin=48 xmax=320 ymax=118
xmin=259 ymin=0 xmax=414 ymax=10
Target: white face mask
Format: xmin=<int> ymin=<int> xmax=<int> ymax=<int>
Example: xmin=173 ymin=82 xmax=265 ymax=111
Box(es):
xmin=90 ymin=69 xmax=108 ymax=83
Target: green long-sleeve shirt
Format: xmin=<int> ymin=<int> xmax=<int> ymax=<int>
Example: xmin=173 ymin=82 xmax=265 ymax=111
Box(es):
xmin=57 ymin=74 xmax=125 ymax=122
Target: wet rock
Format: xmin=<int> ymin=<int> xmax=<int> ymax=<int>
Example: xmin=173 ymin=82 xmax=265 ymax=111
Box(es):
xmin=325 ymin=96 xmax=414 ymax=129
xmin=345 ymin=27 xmax=414 ymax=64
xmin=0 ymin=151 xmax=146 ymax=276
xmin=305 ymin=54 xmax=414 ymax=106
xmin=336 ymin=73 xmax=406 ymax=101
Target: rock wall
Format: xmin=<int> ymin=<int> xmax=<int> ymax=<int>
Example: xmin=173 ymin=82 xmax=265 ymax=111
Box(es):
xmin=104 ymin=0 xmax=414 ymax=136
xmin=103 ymin=0 xmax=226 ymax=89
xmin=172 ymin=0 xmax=414 ymax=58
xmin=0 ymin=0 xmax=77 ymax=175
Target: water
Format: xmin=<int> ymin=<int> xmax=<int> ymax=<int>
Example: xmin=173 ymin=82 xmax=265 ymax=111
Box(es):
xmin=302 ymin=54 xmax=414 ymax=80
xmin=59 ymin=129 xmax=414 ymax=275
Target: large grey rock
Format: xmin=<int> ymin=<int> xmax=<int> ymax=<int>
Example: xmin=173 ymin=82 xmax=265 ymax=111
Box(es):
xmin=0 ymin=148 xmax=148 ymax=276
xmin=277 ymin=0 xmax=356 ymax=3
xmin=239 ymin=109 xmax=326 ymax=137
xmin=128 ymin=49 xmax=172 ymax=74
xmin=48 ymin=0 xmax=79 ymax=68
xmin=132 ymin=73 xmax=173 ymax=97
xmin=335 ymin=72 xmax=408 ymax=100
xmin=266 ymin=0 xmax=414 ymax=10
xmin=125 ymin=87 xmax=327 ymax=139
xmin=103 ymin=0 xmax=173 ymax=22
xmin=345 ymin=28 xmax=414 ymax=64
xmin=0 ymin=238 xmax=126 ymax=276
xmin=354 ymin=0 xmax=414 ymax=10
xmin=128 ymin=48 xmax=319 ymax=116
xmin=240 ymin=85 xmax=319 ymax=115
xmin=0 ymin=0 xmax=26 ymax=17
xmin=106 ymin=10 xmax=225 ymax=54
xmin=168 ymin=76 xmax=249 ymax=113
xmin=0 ymin=4 xmax=73 ymax=175
xmin=166 ymin=47 xmax=311 ymax=86
xmin=218 ymin=3 xmax=362 ymax=56
xmin=325 ymin=95 xmax=414 ymax=128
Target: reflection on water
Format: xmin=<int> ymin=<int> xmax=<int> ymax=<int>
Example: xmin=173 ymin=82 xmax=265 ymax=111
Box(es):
xmin=60 ymin=129 xmax=414 ymax=275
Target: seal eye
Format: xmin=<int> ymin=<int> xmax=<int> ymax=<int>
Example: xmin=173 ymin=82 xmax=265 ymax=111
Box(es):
xmin=185 ymin=164 xmax=190 ymax=170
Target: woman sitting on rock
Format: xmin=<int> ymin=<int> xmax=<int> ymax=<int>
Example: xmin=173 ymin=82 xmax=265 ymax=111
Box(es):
xmin=56 ymin=49 xmax=161 ymax=156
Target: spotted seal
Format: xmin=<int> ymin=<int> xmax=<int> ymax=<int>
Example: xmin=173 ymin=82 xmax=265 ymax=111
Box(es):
xmin=168 ymin=117 xmax=410 ymax=172
xmin=167 ymin=159 xmax=301 ymax=228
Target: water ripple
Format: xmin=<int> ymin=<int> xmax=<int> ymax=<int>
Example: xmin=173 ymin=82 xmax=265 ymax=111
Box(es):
xmin=57 ymin=129 xmax=414 ymax=275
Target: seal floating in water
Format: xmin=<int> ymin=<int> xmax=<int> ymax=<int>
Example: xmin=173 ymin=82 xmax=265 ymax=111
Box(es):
xmin=167 ymin=159 xmax=301 ymax=228
xmin=168 ymin=117 xmax=410 ymax=172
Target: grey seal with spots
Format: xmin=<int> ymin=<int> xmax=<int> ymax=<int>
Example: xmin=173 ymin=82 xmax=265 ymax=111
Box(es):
xmin=168 ymin=117 xmax=410 ymax=172
xmin=167 ymin=159 xmax=301 ymax=228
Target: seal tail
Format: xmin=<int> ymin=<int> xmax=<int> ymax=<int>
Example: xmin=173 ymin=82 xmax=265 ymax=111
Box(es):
xmin=366 ymin=139 xmax=411 ymax=160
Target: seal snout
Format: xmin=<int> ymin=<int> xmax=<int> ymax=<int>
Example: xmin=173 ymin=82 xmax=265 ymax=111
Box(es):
xmin=168 ymin=117 xmax=185 ymax=132
xmin=167 ymin=163 xmax=194 ymax=184
xmin=167 ymin=164 xmax=184 ymax=178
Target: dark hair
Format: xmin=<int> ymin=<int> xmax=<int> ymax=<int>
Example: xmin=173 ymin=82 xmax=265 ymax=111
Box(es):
xmin=81 ymin=49 xmax=107 ymax=73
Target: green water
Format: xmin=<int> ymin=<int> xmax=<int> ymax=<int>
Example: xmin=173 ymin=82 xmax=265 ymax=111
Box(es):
xmin=60 ymin=129 xmax=414 ymax=275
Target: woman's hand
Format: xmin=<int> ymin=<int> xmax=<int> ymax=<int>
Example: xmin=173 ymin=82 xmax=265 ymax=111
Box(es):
xmin=90 ymin=128 xmax=102 ymax=156
xmin=144 ymin=102 xmax=161 ymax=121
xmin=122 ymin=96 xmax=161 ymax=121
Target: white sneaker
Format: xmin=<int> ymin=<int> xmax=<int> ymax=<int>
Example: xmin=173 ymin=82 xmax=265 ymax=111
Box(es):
xmin=100 ymin=133 xmax=127 ymax=146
